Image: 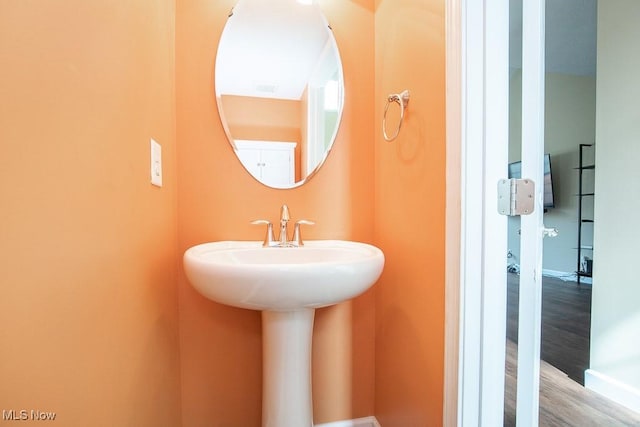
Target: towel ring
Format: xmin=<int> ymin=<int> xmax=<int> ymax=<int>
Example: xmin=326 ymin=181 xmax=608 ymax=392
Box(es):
xmin=383 ymin=89 xmax=410 ymax=142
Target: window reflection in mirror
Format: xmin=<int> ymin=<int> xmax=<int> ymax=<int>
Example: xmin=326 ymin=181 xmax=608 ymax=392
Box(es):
xmin=215 ymin=0 xmax=344 ymax=189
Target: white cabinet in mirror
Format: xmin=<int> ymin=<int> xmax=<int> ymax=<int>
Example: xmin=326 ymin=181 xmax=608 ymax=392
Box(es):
xmin=215 ymin=0 xmax=344 ymax=189
xmin=234 ymin=140 xmax=296 ymax=188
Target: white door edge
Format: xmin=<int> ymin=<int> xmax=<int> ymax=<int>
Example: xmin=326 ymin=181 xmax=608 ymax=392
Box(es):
xmin=515 ymin=1 xmax=546 ymax=425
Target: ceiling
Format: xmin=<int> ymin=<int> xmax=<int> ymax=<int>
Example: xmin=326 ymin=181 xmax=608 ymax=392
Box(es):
xmin=215 ymin=0 xmax=331 ymax=100
xmin=510 ymin=0 xmax=597 ymax=76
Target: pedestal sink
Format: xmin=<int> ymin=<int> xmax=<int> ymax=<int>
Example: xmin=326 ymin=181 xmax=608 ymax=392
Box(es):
xmin=183 ymin=240 xmax=384 ymax=427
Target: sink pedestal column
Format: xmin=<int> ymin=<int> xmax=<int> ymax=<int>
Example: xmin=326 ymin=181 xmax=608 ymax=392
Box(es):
xmin=262 ymin=308 xmax=315 ymax=427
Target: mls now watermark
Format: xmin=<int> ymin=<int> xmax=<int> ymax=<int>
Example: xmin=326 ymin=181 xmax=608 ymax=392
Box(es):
xmin=2 ymin=409 xmax=57 ymax=421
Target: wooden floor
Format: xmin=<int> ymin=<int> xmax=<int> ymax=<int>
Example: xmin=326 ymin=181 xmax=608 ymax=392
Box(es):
xmin=504 ymin=274 xmax=640 ymax=426
xmin=506 ymin=273 xmax=591 ymax=385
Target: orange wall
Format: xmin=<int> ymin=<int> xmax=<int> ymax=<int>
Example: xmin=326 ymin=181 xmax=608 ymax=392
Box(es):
xmin=176 ymin=0 xmax=375 ymax=425
xmin=0 ymin=0 xmax=447 ymax=423
xmin=374 ymin=0 xmax=447 ymax=425
xmin=0 ymin=1 xmax=181 ymax=426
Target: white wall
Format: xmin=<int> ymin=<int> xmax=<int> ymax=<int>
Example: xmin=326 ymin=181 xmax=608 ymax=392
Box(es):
xmin=507 ymin=70 xmax=596 ymax=276
xmin=586 ymin=0 xmax=640 ymax=413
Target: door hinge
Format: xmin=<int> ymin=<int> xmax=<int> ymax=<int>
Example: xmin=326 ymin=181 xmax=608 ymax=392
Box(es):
xmin=497 ymin=178 xmax=535 ymax=216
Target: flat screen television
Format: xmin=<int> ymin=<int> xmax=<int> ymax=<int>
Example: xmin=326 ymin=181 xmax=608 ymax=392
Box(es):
xmin=508 ymin=153 xmax=555 ymax=208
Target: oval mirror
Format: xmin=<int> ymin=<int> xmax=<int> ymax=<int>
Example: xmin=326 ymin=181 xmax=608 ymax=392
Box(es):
xmin=215 ymin=0 xmax=344 ymax=189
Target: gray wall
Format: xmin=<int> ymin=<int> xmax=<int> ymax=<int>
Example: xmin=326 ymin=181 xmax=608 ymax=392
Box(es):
xmin=508 ymin=70 xmax=596 ymax=276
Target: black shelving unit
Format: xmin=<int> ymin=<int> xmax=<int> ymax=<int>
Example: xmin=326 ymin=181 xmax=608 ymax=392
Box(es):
xmin=576 ymin=144 xmax=595 ymax=285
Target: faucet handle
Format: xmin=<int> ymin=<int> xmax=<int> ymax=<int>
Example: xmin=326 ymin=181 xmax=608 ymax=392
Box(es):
xmin=292 ymin=220 xmax=315 ymax=246
xmin=251 ymin=220 xmax=275 ymax=247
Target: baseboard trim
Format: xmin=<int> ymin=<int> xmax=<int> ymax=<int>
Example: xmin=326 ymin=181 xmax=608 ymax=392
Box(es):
xmin=315 ymin=416 xmax=381 ymax=427
xmin=585 ymin=369 xmax=640 ymax=414
xmin=508 ymin=265 xmax=592 ymax=284
xmin=542 ymin=268 xmax=592 ymax=285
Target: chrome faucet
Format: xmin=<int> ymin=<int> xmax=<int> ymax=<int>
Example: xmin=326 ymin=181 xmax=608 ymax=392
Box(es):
xmin=251 ymin=205 xmax=314 ymax=247
xmin=279 ymin=204 xmax=291 ymax=246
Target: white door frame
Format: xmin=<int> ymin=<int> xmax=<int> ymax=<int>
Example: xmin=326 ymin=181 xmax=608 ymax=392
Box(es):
xmin=449 ymin=0 xmax=510 ymax=425
xmin=445 ymin=0 xmax=546 ymax=426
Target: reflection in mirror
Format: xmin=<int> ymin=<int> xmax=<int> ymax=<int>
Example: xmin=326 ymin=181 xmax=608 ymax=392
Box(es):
xmin=215 ymin=0 xmax=344 ymax=189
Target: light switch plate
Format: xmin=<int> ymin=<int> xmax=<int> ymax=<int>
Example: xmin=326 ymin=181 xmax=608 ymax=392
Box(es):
xmin=150 ymin=138 xmax=162 ymax=187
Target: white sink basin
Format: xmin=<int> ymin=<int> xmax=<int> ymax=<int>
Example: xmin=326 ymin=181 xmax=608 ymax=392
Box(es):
xmin=183 ymin=239 xmax=384 ymax=427
xmin=183 ymin=240 xmax=384 ymax=311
